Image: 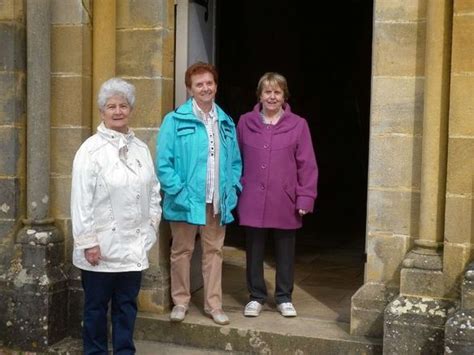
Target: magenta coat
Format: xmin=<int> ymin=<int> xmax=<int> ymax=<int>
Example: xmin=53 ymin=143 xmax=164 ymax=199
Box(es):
xmin=237 ymin=103 xmax=318 ymax=229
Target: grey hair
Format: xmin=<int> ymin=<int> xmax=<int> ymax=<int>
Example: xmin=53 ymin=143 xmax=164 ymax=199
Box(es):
xmin=97 ymin=77 xmax=136 ymax=111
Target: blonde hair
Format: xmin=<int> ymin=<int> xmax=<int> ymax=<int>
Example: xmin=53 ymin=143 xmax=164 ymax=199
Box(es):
xmin=256 ymin=72 xmax=290 ymax=101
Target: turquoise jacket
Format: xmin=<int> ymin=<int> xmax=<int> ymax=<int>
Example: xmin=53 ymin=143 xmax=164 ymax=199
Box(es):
xmin=156 ymin=99 xmax=242 ymax=225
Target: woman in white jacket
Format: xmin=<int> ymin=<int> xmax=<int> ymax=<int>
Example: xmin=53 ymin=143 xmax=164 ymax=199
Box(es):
xmin=71 ymin=78 xmax=161 ymax=355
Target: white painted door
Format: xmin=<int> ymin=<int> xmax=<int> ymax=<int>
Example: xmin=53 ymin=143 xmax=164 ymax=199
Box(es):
xmin=175 ymin=0 xmax=216 ymax=107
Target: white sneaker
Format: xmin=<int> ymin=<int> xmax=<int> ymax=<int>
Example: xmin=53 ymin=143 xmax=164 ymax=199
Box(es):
xmin=277 ymin=302 xmax=297 ymax=317
xmin=170 ymin=305 xmax=187 ymax=322
xmin=244 ymin=301 xmax=263 ymax=317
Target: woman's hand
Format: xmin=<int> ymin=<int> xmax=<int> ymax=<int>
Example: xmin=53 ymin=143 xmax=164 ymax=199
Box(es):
xmin=298 ymin=209 xmax=308 ymax=216
xmin=84 ymin=246 xmax=102 ymax=266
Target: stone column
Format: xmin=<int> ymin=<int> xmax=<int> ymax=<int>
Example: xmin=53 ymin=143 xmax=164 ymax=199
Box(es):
xmin=4 ymin=0 xmax=67 ymax=350
xmin=92 ymin=0 xmax=116 ymax=128
xmin=384 ymin=1 xmax=455 ymax=353
xmin=116 ymin=0 xmax=175 ymax=313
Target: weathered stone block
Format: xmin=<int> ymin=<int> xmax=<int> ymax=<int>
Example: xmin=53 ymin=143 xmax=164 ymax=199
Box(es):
xmin=374 ymin=0 xmax=427 ymax=22
xmin=51 ymin=0 xmax=90 ymax=25
xmin=161 ymin=76 xmax=174 ymax=111
xmin=51 ymin=24 xmax=91 ymax=74
xmin=366 ymin=232 xmax=410 ymax=283
xmin=445 ymin=310 xmax=474 ymax=355
xmin=4 ymin=223 xmax=68 ymax=350
xmin=0 ymin=228 xmax=14 ymax=270
xmin=446 ymin=138 xmax=474 ymax=195
xmin=67 ymin=281 xmax=84 ymax=339
xmin=125 ymin=78 xmax=169 ymax=128
xmin=444 ymin=243 xmax=470 ymax=299
xmin=0 ymin=22 xmax=25 ymax=71
xmin=0 ymin=0 xmax=24 ymax=21
xmin=452 ymin=15 xmax=474 ymax=73
xmin=371 ymin=76 xmax=424 ymax=135
xmin=455 ymin=0 xmax=474 ymax=13
xmin=462 ymin=278 xmax=474 ymax=310
xmin=56 ymin=218 xmax=73 ymax=264
xmin=5 ymin=286 xmax=68 ymax=350
xmin=0 ymin=126 xmax=25 ymax=176
xmin=116 ymin=28 xmax=168 ymax=78
xmin=0 ymin=278 xmax=13 ymax=346
xmin=369 ymin=134 xmax=422 ymax=188
xmin=51 ymin=127 xmax=91 ymax=176
xmin=0 ymin=219 xmax=15 ymax=241
xmin=138 ymin=285 xmax=170 ymax=314
xmin=384 ymin=296 xmax=456 ymax=354
xmin=449 ymin=74 xmax=474 ymax=137
xmin=50 ymin=176 xmax=71 ymax=219
xmin=0 ymin=71 xmax=26 ymax=125
xmin=51 ymin=75 xmax=92 ymax=127
xmin=161 ymin=29 xmax=174 ymax=78
xmin=373 ymin=22 xmax=425 ymax=76
xmin=0 ymin=178 xmax=19 ymax=219
xmin=133 ymin=128 xmax=160 ymax=158
xmin=367 ymin=189 xmax=420 ymax=237
xmin=117 ymin=0 xmax=170 ymax=29
xmin=400 ymin=268 xmax=445 ymax=298
xmin=351 ymin=282 xmax=398 ymax=337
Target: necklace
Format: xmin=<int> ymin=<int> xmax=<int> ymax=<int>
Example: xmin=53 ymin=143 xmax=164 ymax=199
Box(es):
xmin=261 ymin=108 xmax=283 ymax=125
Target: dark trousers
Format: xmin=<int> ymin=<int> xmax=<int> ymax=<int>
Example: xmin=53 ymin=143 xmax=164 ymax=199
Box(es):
xmin=245 ymin=227 xmax=296 ymax=305
xmin=81 ymin=270 xmax=142 ymax=355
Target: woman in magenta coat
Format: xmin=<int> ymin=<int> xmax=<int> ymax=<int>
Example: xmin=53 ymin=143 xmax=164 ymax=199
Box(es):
xmin=237 ymin=72 xmax=318 ymax=318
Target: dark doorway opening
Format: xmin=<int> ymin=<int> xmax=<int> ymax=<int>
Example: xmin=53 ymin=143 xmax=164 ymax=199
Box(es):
xmin=216 ymin=0 xmax=373 ymax=253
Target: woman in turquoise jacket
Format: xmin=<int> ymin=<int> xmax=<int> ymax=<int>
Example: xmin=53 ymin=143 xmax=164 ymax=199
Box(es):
xmin=157 ymin=98 xmax=241 ymax=225
xmin=156 ymin=62 xmax=241 ymax=325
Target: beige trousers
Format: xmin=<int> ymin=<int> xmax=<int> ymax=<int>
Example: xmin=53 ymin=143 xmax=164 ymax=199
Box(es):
xmin=169 ymin=204 xmax=226 ymax=312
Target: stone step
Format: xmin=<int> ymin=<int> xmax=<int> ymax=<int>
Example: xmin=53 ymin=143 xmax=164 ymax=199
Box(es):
xmin=135 ymin=305 xmax=382 ymax=354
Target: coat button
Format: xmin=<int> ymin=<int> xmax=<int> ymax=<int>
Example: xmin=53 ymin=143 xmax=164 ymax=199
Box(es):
xmin=263 ymin=144 xmax=269 ymax=149
xmin=261 ymin=164 xmax=266 ymax=169
xmin=112 ymin=227 xmax=116 ymax=232
xmin=136 ymin=229 xmax=140 ymax=233
xmin=137 ymin=263 xmax=141 ymax=267
xmin=136 ymin=194 xmax=140 ymax=199
xmin=260 ymin=184 xmax=265 ymax=190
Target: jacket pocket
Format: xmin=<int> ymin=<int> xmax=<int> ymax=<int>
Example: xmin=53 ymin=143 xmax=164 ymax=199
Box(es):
xmin=225 ymin=187 xmax=238 ymax=212
xmin=177 ymin=126 xmax=196 ymax=136
xmin=172 ymin=186 xmax=191 ymax=212
xmin=98 ymin=229 xmax=122 ymax=262
xmin=144 ymin=223 xmax=157 ymax=251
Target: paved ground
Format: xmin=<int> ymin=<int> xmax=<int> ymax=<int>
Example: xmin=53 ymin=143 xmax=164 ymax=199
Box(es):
xmin=213 ymin=234 xmax=364 ymax=324
xmin=0 ymin=339 xmax=241 ymax=354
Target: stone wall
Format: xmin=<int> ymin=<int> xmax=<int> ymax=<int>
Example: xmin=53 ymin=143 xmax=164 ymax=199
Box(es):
xmin=351 ymin=0 xmax=427 ymax=337
xmin=443 ymin=0 xmax=474 ymax=299
xmin=0 ymin=0 xmax=26 ymax=341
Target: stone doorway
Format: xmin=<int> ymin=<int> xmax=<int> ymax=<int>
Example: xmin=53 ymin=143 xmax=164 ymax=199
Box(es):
xmin=213 ymin=0 xmax=374 ymax=313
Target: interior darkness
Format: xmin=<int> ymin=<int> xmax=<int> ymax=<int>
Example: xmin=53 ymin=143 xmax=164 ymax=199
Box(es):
xmin=215 ymin=0 xmax=373 ymax=249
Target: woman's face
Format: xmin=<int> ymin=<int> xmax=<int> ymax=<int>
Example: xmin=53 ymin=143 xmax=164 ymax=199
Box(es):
xmin=260 ymin=82 xmax=285 ymax=114
xmin=100 ymin=95 xmax=131 ymax=133
xmin=188 ymin=71 xmax=217 ymax=109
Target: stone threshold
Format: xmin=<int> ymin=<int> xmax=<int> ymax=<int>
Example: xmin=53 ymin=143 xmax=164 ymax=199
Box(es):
xmin=134 ymin=305 xmax=382 ymax=354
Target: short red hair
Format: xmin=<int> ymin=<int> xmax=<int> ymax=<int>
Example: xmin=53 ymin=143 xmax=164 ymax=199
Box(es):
xmin=184 ymin=62 xmax=218 ymax=88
